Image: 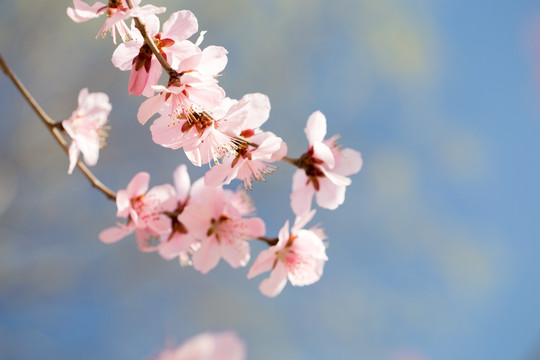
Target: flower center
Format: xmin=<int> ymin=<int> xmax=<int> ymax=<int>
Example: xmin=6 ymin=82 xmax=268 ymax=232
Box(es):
xmin=297 ymin=147 xmax=325 ymax=191
xmin=207 ymin=215 xmax=230 ymax=242
xmin=133 ymin=34 xmax=175 ymax=72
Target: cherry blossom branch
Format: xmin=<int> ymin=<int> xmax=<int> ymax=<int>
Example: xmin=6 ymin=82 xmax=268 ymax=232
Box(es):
xmin=256 ymin=237 xmax=278 ymax=246
xmin=282 ymin=156 xmax=300 ymax=167
xmin=0 ymin=53 xmax=117 ymax=202
xmin=124 ymin=0 xmax=178 ymax=77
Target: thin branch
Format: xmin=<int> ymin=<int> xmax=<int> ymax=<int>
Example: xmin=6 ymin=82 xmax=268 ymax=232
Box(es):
xmin=281 ymin=156 xmax=300 ymax=167
xmin=125 ymin=0 xmax=178 ymax=77
xmin=256 ymin=237 xmax=279 ymax=246
xmin=0 ymin=53 xmax=117 ymax=201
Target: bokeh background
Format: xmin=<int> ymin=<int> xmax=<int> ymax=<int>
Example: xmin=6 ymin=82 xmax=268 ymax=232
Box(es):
xmin=1 ymin=0 xmax=540 ymax=359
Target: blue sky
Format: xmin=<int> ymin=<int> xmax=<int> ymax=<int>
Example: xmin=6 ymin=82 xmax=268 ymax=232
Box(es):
xmin=1 ymin=1 xmax=540 ymax=359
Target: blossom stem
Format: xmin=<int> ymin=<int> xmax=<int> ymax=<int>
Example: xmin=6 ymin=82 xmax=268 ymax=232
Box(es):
xmin=282 ymin=156 xmax=300 ymax=167
xmin=124 ymin=0 xmax=178 ymax=77
xmin=0 ymin=53 xmax=117 ymax=201
xmin=52 ymin=121 xmax=65 ymax=130
xmin=256 ymin=237 xmax=279 ymax=246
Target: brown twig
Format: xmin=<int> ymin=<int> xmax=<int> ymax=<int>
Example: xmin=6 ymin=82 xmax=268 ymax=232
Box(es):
xmin=0 ymin=53 xmax=117 ymax=201
xmin=282 ymin=156 xmax=300 ymax=167
xmin=256 ymin=237 xmax=279 ymax=246
xmin=124 ymin=0 xmax=178 ymax=77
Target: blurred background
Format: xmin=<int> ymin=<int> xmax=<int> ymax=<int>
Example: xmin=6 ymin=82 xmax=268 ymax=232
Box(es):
xmin=1 ymin=0 xmax=540 ymax=359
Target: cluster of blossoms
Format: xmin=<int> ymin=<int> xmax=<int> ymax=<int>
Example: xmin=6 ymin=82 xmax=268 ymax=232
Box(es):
xmin=65 ymin=0 xmax=362 ymax=298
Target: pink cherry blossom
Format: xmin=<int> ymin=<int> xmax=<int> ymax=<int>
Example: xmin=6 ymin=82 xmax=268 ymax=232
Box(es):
xmin=203 ymin=93 xmax=287 ymax=188
xmin=137 ymin=42 xmax=228 ymax=126
xmin=67 ymin=0 xmax=166 ymax=44
xmin=148 ymin=93 xmax=247 ymax=166
xmin=99 ymin=172 xmax=177 ymax=251
xmin=111 ymin=11 xmax=199 ymax=96
xmin=62 ymin=88 xmax=111 ymax=174
xmin=290 ymin=111 xmax=363 ymax=215
xmin=178 ymin=185 xmax=265 ymax=274
xmin=247 ymin=210 xmax=327 ymax=297
xmin=152 ymin=332 xmax=246 ymax=360
xmin=157 ymin=164 xmax=202 ymax=263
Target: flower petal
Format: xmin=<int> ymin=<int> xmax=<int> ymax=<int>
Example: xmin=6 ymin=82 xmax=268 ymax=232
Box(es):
xmin=305 ymin=110 xmax=327 ymax=145
xmin=192 ymin=238 xmax=221 ymax=274
xmin=162 ymin=10 xmax=198 ymax=42
xmin=259 ymin=262 xmax=288 ymax=297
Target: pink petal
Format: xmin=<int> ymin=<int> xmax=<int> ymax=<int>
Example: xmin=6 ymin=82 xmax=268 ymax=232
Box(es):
xmin=67 ymin=0 xmax=104 ymax=23
xmin=116 ymin=190 xmax=130 ymax=218
xmin=247 ymin=248 xmax=276 ymax=279
xmin=198 ymin=45 xmax=228 ymax=75
xmin=204 ymin=159 xmax=239 ymax=186
xmin=67 ymin=142 xmax=80 ymax=175
xmin=149 ymin=112 xmax=187 ymax=150
xmin=315 ymin=176 xmax=346 ymax=210
xmin=241 ymin=93 xmax=271 ymax=129
xmin=173 ymin=164 xmax=191 ymax=202
xmin=259 ymin=262 xmax=288 ymax=297
xmin=147 ymin=215 xmax=173 ymax=235
xmin=294 ymin=229 xmax=328 ymax=260
xmin=135 ymin=228 xmax=160 ymax=252
xmin=292 ymin=209 xmax=317 ymax=233
xmin=333 ymin=148 xmax=363 ymax=176
xmin=77 ymin=90 xmax=111 ymax=117
xmin=128 ymin=66 xmax=151 ymax=96
xmin=99 ymin=224 xmax=133 ymax=244
xmin=166 ymin=40 xmax=199 ymax=69
xmin=276 ymin=220 xmax=290 ymax=249
xmin=290 ymin=170 xmax=315 ymax=216
xmin=137 ymin=93 xmax=165 ymax=125
xmin=252 ymin=133 xmax=283 ymax=160
xmin=77 ymin=87 xmax=90 ymax=106
xmin=192 ymin=238 xmax=221 ymax=274
xmin=194 ymin=30 xmax=206 ymax=47
xmin=126 ymin=172 xmax=150 ymax=198
xmin=321 ymin=167 xmax=352 ymax=186
xmin=172 ymin=332 xmax=246 ymax=360
xmin=221 ymin=240 xmax=250 ymax=268
xmin=162 ymin=10 xmax=198 ymax=42
xmin=111 ymin=41 xmax=141 ymax=71
xmin=130 ymin=3 xmax=166 ymax=16
xmin=79 ymin=136 xmax=99 ymax=166
xmin=131 ymin=14 xmax=160 ymax=37
xmin=185 ymin=81 xmax=225 ymax=110
xmin=211 ymin=332 xmax=247 ymax=360
xmin=129 ymin=8 xmax=166 ymax=31
xmin=312 ymin=142 xmax=335 ymax=169
xmin=141 ymin=59 xmax=163 ymax=97
xmin=158 ymin=232 xmax=194 ymax=260
xmin=269 ymin=140 xmax=288 ymax=162
xmin=305 ymin=110 xmax=327 ymax=145
xmin=178 ymin=52 xmax=203 ymax=73
xmin=287 ymin=230 xmax=327 ymax=287
xmin=244 ymin=217 xmax=266 ymax=238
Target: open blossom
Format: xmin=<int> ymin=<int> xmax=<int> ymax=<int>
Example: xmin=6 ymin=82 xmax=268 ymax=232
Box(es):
xmin=62 ymin=88 xmax=111 ymax=174
xmin=157 ymin=164 xmax=202 ymax=263
xmin=148 ymin=92 xmax=244 ymax=167
xmin=137 ymin=41 xmax=228 ymax=126
xmin=290 ymin=111 xmax=363 ymax=215
xmin=67 ymin=0 xmax=166 ymax=44
xmin=111 ymin=11 xmax=199 ymax=96
xmin=99 ymin=172 xmax=177 ymax=251
xmin=178 ymin=184 xmax=265 ymax=274
xmin=152 ymin=332 xmax=246 ymax=360
xmin=247 ymin=210 xmax=327 ymax=297
xmin=203 ymin=93 xmax=287 ymax=188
